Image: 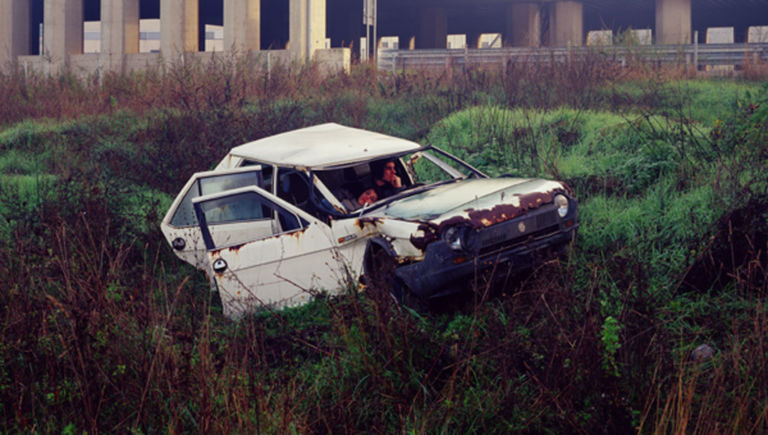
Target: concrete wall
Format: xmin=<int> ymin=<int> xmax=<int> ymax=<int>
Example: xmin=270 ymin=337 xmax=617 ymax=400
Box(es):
xmin=478 ymin=33 xmax=502 ymax=48
xmin=14 ymin=48 xmax=341 ymax=78
xmin=748 ymin=26 xmax=768 ymax=43
xmin=586 ymin=30 xmax=612 ymax=46
xmin=314 ymin=47 xmax=351 ymax=75
xmin=447 ymin=34 xmax=466 ymax=49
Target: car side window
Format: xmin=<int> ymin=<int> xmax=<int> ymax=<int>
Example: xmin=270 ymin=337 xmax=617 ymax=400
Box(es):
xmin=197 ymin=192 xmax=269 ymax=224
xmin=171 ymin=171 xmax=264 ymax=227
xmin=195 ymin=191 xmax=305 ymax=250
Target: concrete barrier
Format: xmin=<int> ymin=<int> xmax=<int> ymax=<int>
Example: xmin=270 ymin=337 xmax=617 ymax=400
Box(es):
xmin=314 ymin=48 xmax=351 ymax=75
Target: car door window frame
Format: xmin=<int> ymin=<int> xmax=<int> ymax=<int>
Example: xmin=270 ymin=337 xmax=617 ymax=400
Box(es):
xmin=165 ymin=166 xmax=265 ymax=228
xmin=193 ymin=185 xmax=312 ymax=251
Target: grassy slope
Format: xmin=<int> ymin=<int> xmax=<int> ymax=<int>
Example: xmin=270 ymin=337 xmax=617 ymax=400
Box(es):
xmin=0 ymin=62 xmax=767 ymax=432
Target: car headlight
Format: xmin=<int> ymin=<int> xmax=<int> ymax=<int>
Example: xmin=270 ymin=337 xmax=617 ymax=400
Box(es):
xmin=442 ymin=226 xmax=466 ymax=251
xmin=555 ymin=194 xmax=569 ymax=218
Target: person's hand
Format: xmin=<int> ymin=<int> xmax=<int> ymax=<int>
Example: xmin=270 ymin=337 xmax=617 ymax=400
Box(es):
xmin=384 ymin=172 xmax=402 ymax=188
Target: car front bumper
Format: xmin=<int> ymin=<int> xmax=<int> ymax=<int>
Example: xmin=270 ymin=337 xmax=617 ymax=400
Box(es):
xmin=395 ymin=223 xmax=578 ymax=299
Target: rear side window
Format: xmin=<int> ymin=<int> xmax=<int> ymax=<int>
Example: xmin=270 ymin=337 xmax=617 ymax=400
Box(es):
xmin=171 ymin=171 xmax=263 ymax=227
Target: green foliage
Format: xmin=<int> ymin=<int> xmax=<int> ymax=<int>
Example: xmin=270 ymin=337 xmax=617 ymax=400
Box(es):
xmin=1 ymin=62 xmax=767 ymax=433
xmin=601 ymin=316 xmax=621 ymax=377
xmin=427 ymin=106 xmax=582 ymax=177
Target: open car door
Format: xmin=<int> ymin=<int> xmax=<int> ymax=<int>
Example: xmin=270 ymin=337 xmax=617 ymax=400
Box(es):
xmin=193 ymin=186 xmax=344 ymax=319
xmin=161 ymin=166 xmax=266 ymax=270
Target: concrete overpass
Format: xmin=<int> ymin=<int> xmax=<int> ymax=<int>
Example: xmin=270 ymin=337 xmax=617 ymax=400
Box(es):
xmin=2 ymin=0 xmax=768 ymax=73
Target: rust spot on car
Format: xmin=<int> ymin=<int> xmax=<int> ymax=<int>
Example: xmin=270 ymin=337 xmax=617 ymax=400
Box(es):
xmin=287 ymin=228 xmax=308 ymax=239
xmin=210 ymin=228 xmax=308 ymax=254
xmin=467 ymin=191 xmax=554 ymax=228
xmin=228 ymin=243 xmax=246 ymax=254
xmin=409 ymin=222 xmax=439 ymax=251
xmin=355 ymin=217 xmax=382 ymax=230
xmin=409 ymin=191 xmax=557 ymax=250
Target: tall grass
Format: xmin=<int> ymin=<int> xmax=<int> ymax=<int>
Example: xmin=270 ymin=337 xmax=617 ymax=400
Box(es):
xmin=1 ymin=57 xmax=767 ymax=432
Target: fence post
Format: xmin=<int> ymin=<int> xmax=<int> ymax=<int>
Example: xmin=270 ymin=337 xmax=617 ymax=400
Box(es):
xmin=693 ymin=31 xmax=699 ymax=72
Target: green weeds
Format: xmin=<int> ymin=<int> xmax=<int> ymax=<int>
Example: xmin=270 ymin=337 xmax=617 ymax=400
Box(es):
xmin=0 ymin=58 xmax=767 ymax=432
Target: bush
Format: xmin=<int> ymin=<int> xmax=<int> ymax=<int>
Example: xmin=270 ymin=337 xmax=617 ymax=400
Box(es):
xmin=2 ymin=60 xmax=767 ymax=432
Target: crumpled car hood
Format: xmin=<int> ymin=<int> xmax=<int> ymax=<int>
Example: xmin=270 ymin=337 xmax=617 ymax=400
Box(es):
xmin=374 ymin=177 xmax=567 ymax=226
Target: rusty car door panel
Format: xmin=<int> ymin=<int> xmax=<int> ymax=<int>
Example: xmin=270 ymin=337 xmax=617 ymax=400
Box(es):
xmin=193 ymin=186 xmax=347 ymax=318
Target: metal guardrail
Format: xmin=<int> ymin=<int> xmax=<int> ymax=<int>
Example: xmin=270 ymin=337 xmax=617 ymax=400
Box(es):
xmin=377 ymin=43 xmax=768 ymax=72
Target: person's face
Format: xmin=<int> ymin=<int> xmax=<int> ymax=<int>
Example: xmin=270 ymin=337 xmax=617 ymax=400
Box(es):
xmin=358 ymin=188 xmax=378 ymax=206
xmin=382 ymin=162 xmax=396 ymax=180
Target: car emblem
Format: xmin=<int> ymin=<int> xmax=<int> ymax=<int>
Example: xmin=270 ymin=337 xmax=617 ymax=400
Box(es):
xmin=518 ymin=222 xmax=526 ymax=233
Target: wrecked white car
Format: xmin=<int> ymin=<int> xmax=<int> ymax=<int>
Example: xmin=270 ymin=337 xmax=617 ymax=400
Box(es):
xmin=161 ymin=123 xmax=578 ymax=318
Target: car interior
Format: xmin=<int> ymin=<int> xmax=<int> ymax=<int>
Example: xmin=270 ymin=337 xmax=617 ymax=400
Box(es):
xmin=315 ymin=158 xmax=411 ymax=212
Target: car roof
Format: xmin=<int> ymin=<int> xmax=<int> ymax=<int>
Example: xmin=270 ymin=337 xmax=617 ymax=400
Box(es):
xmin=228 ymin=123 xmax=424 ymax=170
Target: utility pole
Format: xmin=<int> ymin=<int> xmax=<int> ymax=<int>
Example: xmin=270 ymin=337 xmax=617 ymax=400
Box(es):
xmin=363 ymin=0 xmax=377 ymax=64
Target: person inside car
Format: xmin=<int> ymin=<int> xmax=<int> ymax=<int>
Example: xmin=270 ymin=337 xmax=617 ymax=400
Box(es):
xmin=356 ymin=187 xmax=378 ymax=207
xmin=340 ymin=186 xmax=379 ymax=211
xmin=373 ymin=160 xmax=402 ymax=198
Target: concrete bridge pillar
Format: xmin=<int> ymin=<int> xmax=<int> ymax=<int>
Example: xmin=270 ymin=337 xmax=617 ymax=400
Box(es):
xmin=100 ymin=0 xmax=140 ymax=70
xmin=290 ymin=0 xmax=326 ymax=62
xmin=44 ymin=0 xmax=84 ymax=62
xmin=161 ymin=0 xmax=199 ymax=57
xmin=417 ymin=7 xmax=447 ymax=49
xmin=507 ymin=3 xmax=541 ymax=47
xmin=224 ymin=0 xmax=261 ymax=53
xmin=1 ymin=0 xmax=31 ymax=66
xmin=655 ymin=0 xmax=691 ymax=44
xmin=550 ymin=1 xmax=583 ymax=47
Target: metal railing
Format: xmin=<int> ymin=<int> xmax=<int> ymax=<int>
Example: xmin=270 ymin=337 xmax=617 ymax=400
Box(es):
xmin=377 ymin=43 xmax=768 ymax=73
